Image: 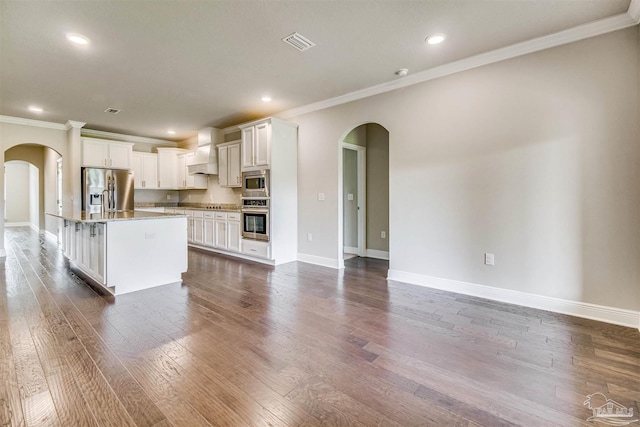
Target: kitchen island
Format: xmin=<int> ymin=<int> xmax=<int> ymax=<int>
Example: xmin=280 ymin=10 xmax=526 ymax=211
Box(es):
xmin=49 ymin=210 xmax=188 ymax=295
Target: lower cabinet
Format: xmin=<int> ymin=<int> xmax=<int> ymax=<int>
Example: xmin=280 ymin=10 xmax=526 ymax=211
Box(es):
xmin=204 ymin=212 xmax=215 ymax=246
xmin=187 ymin=210 xmax=241 ymax=253
xmin=62 ymin=220 xmax=106 ymax=284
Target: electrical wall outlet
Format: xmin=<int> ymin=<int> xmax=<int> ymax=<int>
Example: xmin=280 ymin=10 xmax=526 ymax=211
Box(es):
xmin=485 ymin=253 xmax=495 ymax=266
xmin=166 ymin=194 xmax=171 ymax=200
xmin=188 ymin=194 xmax=192 ymax=200
xmin=347 ymin=193 xmax=354 ymax=201
xmin=318 ymin=193 xmax=325 ymax=201
xmin=381 ymin=231 xmax=386 ymax=239
xmin=307 ymin=233 xmax=313 ymax=241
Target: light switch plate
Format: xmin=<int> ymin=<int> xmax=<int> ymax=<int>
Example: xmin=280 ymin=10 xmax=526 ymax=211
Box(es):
xmin=318 ymin=193 xmax=325 ymax=201
xmin=348 ymin=193 xmax=354 ymax=201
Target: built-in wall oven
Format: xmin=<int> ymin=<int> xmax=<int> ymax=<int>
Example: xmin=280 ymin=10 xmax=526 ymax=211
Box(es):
xmin=241 ymin=198 xmax=269 ymax=241
xmin=242 ymin=170 xmax=269 ymax=198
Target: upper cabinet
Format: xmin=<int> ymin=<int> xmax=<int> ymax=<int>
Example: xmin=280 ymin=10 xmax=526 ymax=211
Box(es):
xmin=218 ymin=140 xmax=241 ymax=187
xmin=131 ymin=152 xmax=158 ymax=189
xmin=178 ymin=152 xmax=207 ymax=189
xmin=156 ymin=148 xmax=183 ymax=190
xmin=240 ymin=121 xmax=270 ymax=171
xmin=82 ymin=138 xmax=133 ymax=169
xmin=152 ymin=148 xmax=208 ymax=190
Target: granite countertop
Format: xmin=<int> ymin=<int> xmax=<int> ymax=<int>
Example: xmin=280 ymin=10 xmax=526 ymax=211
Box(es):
xmin=48 ymin=210 xmax=187 ymax=223
xmin=135 ymin=202 xmax=241 ymax=212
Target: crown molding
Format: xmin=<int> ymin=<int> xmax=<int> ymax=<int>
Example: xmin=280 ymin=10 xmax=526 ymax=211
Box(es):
xmin=81 ymin=128 xmax=177 ymax=146
xmin=278 ymin=12 xmax=637 ymax=120
xmin=628 ymin=0 xmax=640 ymax=23
xmin=65 ymin=120 xmax=86 ymax=130
xmin=0 ymin=115 xmax=67 ymax=130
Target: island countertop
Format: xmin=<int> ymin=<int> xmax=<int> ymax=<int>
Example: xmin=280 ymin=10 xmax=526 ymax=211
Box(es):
xmin=48 ymin=210 xmax=186 ymax=223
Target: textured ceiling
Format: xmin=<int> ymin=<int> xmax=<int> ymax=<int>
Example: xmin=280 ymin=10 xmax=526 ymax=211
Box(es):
xmin=0 ymin=0 xmax=632 ymax=140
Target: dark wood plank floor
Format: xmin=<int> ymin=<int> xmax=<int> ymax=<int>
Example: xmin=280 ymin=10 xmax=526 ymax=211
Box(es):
xmin=1 ymin=227 xmax=639 ymax=426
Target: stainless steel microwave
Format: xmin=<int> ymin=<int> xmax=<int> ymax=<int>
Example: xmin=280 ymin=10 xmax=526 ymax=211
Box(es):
xmin=242 ymin=170 xmax=269 ymax=197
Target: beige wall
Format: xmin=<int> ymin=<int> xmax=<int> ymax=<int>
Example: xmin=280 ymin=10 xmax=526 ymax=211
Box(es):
xmin=343 ymin=148 xmax=358 ymax=248
xmin=1 ymin=122 xmax=68 ymax=252
xmin=4 ymin=161 xmax=30 ymax=223
xmin=365 ymin=123 xmax=389 ymax=252
xmin=5 ymin=144 xmax=46 ymax=230
xmin=292 ymin=26 xmax=640 ymax=311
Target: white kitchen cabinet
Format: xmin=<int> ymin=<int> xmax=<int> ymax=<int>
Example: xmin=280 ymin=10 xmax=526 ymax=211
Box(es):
xmin=210 ymin=212 xmax=241 ymax=252
xmin=218 ymin=140 xmax=241 ymax=187
xmin=157 ymin=148 xmax=184 ymax=189
xmin=227 ymin=214 xmax=241 ymax=252
xmin=82 ymin=138 xmax=133 ymax=169
xmin=88 ymin=223 xmax=106 ymax=283
xmin=177 ymin=153 xmax=207 ymax=189
xmin=241 ymin=239 xmax=269 ymax=258
xmin=131 ymin=152 xmax=158 ymax=189
xmin=241 ymin=122 xmax=270 ymax=171
xmin=62 ymin=220 xmax=106 ymax=283
xmin=214 ymin=212 xmax=228 ymax=248
xmin=204 ymin=212 xmax=215 ymax=246
xmin=239 ymin=117 xmax=298 ymax=265
xmin=193 ymin=210 xmax=204 ymax=245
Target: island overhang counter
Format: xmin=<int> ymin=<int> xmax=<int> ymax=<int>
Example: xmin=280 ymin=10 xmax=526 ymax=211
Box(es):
xmin=48 ymin=210 xmax=188 ymax=295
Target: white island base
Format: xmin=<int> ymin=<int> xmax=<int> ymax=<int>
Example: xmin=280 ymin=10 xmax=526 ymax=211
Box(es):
xmin=55 ymin=212 xmax=188 ymax=295
xmin=103 ymin=217 xmax=187 ymax=294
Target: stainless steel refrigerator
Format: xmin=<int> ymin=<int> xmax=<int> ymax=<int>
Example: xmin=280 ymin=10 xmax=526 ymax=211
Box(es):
xmin=82 ymin=167 xmax=134 ymax=213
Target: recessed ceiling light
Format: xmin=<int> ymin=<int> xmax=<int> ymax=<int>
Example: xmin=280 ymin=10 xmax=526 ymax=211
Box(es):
xmin=167 ymin=130 xmax=176 ymax=135
xmin=261 ymin=96 xmax=272 ymax=102
xmin=426 ymin=33 xmax=446 ymax=45
xmin=66 ymin=33 xmax=90 ymax=45
xmin=28 ymin=106 xmax=43 ymax=113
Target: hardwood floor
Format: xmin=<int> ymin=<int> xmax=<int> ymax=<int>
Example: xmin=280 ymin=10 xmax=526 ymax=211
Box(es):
xmin=1 ymin=227 xmax=639 ymax=426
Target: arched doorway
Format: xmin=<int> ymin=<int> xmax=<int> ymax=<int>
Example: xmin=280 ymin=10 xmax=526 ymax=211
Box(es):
xmin=338 ymin=123 xmax=389 ymax=265
xmin=4 ymin=144 xmax=62 ymax=237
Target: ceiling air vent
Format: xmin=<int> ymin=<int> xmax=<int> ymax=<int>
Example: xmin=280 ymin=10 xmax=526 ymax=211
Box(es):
xmin=104 ymin=107 xmax=121 ymax=114
xmin=282 ymin=32 xmax=315 ymax=52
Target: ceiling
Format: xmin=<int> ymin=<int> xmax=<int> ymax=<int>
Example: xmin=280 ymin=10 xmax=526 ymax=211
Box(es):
xmin=0 ymin=0 xmax=633 ymax=141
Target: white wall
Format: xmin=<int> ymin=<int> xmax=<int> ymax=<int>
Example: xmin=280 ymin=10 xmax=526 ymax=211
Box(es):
xmin=292 ymin=26 xmax=640 ymax=312
xmin=4 ymin=161 xmax=30 ymax=223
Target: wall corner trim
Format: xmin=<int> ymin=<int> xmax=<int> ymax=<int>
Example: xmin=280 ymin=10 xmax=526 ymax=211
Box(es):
xmin=297 ymin=253 xmax=344 ymax=269
xmin=0 ymin=249 xmax=5 ymax=258
xmin=387 ymin=269 xmax=640 ymax=330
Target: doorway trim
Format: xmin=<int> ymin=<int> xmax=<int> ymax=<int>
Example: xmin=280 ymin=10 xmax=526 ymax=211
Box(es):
xmin=342 ymin=142 xmax=366 ymax=258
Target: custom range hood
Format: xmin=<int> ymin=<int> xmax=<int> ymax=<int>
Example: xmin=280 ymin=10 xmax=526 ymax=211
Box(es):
xmin=188 ymin=127 xmax=221 ymax=175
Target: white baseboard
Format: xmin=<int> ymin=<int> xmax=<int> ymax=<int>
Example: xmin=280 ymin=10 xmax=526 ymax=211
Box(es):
xmin=298 ymin=253 xmax=343 ymax=269
xmin=30 ymin=224 xmax=40 ymax=233
xmin=344 ymin=246 xmax=358 ymax=255
xmin=5 ymin=222 xmax=31 ymax=227
xmin=44 ymin=230 xmax=58 ymax=243
xmin=387 ymin=269 xmax=640 ymax=330
xmin=366 ymin=249 xmax=389 ymax=260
